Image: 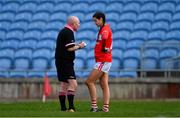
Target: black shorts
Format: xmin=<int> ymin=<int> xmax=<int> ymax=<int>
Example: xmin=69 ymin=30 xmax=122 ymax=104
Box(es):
xmin=55 ymin=59 xmax=76 ymax=83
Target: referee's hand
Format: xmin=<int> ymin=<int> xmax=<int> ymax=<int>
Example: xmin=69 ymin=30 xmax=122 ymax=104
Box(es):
xmin=78 ymin=42 xmax=86 ymax=49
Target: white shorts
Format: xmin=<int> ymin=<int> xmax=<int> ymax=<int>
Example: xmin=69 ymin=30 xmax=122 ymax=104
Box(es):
xmin=93 ymin=62 xmax=112 ymax=73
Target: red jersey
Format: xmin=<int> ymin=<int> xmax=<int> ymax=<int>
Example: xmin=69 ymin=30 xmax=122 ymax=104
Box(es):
xmin=94 ymin=24 xmax=112 ymax=62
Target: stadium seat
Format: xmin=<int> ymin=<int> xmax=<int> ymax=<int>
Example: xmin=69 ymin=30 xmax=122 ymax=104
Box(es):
xmin=50 ymin=12 xmax=67 ymax=23
xmin=47 ymin=58 xmax=57 ymax=78
xmin=159 ymin=48 xmax=178 ymax=69
xmin=84 ymin=12 xmax=95 ymax=22
xmin=0 ymin=12 xmax=15 ymax=22
xmin=158 ymin=1 xmax=176 ymax=14
xmin=172 ymin=12 xmax=180 ymax=22
xmin=119 ymin=12 xmax=137 ymax=23
xmin=147 ymin=30 xmax=166 ymax=42
xmin=41 ymin=30 xmax=58 ymax=41
xmin=6 ymin=30 xmax=24 ymax=41
xmin=14 ymin=12 xmax=33 ymax=23
xmin=136 ymin=12 xmax=155 ymax=23
xmin=53 ymin=2 xmax=71 ymax=14
xmin=134 ymin=21 xmax=151 ymax=32
xmin=140 ymin=1 xmax=158 ymax=13
xmin=18 ymin=39 xmax=37 ymax=50
xmin=169 ymin=21 xmax=180 ymax=30
xmin=89 ymin=2 xmax=106 ymax=12
xmin=175 ymin=4 xmax=180 ymax=13
xmin=74 ymin=58 xmax=85 ymax=70
xmin=36 ymin=40 xmax=55 ymax=50
xmin=23 ymin=30 xmax=42 ymax=41
xmin=32 ymin=48 xmax=51 ymax=61
xmin=71 ymin=3 xmax=88 ymax=13
xmin=123 ymin=49 xmax=140 ymax=69
xmin=0 ymin=48 xmax=14 ymax=60
xmin=116 ymin=21 xmax=134 ymax=32
xmin=106 ymin=2 xmax=123 ymax=14
xmin=129 ymin=30 xmax=148 ymax=42
xmin=18 ymin=1 xmax=37 ymax=13
xmin=2 ymin=1 xmax=20 ymax=13
xmin=111 ymin=58 xmax=121 ymax=70
xmin=86 ymin=57 xmax=95 ymax=70
xmin=9 ymin=21 xmax=28 ymax=32
xmin=0 ymin=20 xmax=11 ymax=31
xmin=151 ymin=21 xmax=169 ymax=31
xmin=36 ymin=2 xmax=54 ymax=13
xmin=27 ymin=21 xmax=46 ymax=32
xmin=76 ymin=49 xmax=87 ymax=60
xmin=45 ymin=21 xmax=63 ymax=31
xmin=76 ymin=30 xmax=95 ymax=41
xmin=69 ymin=12 xmax=85 ymax=22
xmin=0 ymin=40 xmax=19 ymax=50
xmin=126 ymin=40 xmax=144 ymax=50
xmin=112 ymin=48 xmax=123 ymax=61
xmin=0 ymin=30 xmax=6 ymax=41
xmin=118 ymin=71 xmax=137 ymax=78
xmin=113 ymin=30 xmax=130 ymax=41
xmin=154 ymin=12 xmax=172 ymax=23
xmin=32 ymin=12 xmax=50 ymax=22
xmin=113 ymin=39 xmax=127 ymax=50
xmin=123 ymin=1 xmax=141 ymax=14
xmin=106 ymin=12 xmax=120 ymax=23
xmin=79 ymin=21 xmax=97 ymax=32
xmin=166 ymin=30 xmax=180 ymax=41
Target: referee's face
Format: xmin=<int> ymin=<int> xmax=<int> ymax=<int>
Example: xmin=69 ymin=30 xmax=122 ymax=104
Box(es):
xmin=73 ymin=21 xmax=80 ymax=31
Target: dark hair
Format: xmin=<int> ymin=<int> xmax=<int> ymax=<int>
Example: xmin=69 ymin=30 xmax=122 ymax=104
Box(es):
xmin=93 ymin=11 xmax=106 ymax=24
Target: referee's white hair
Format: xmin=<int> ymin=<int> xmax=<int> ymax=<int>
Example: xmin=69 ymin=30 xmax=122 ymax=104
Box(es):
xmin=67 ymin=16 xmax=79 ymax=25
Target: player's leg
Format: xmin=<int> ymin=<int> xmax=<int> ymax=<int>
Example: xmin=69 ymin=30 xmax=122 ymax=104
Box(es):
xmin=67 ymin=79 xmax=77 ymax=112
xmin=85 ymin=69 xmax=103 ymax=112
xmin=99 ymin=73 xmax=110 ymax=112
xmin=59 ymin=82 xmax=68 ymax=111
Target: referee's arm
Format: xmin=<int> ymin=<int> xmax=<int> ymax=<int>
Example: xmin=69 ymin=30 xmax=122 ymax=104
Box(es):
xmin=66 ymin=43 xmax=84 ymax=51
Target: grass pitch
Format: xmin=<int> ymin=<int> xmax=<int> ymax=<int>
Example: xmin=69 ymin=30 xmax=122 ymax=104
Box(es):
xmin=0 ymin=100 xmax=180 ymax=117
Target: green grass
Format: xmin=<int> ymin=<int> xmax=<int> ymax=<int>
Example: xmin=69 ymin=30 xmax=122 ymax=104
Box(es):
xmin=0 ymin=100 xmax=180 ymax=117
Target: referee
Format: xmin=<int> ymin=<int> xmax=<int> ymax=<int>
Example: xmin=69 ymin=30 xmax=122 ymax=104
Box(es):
xmin=55 ymin=16 xmax=86 ymax=112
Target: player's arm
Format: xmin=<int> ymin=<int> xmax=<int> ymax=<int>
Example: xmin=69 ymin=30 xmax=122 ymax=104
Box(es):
xmin=102 ymin=30 xmax=112 ymax=53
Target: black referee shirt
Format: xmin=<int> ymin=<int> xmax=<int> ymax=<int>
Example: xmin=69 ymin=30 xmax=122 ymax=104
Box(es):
xmin=55 ymin=27 xmax=75 ymax=61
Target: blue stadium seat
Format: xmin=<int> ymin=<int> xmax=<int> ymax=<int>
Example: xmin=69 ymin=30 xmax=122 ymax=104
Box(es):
xmin=53 ymin=2 xmax=71 ymax=13
xmin=84 ymin=12 xmax=94 ymax=22
xmin=147 ymin=30 xmax=166 ymax=42
xmin=24 ymin=30 xmax=41 ymax=41
xmin=111 ymin=58 xmax=121 ymax=70
xmin=154 ymin=12 xmax=172 ymax=23
xmin=0 ymin=30 xmax=6 ymax=41
xmin=126 ymin=40 xmax=144 ymax=50
xmin=113 ymin=30 xmax=130 ymax=41
xmin=172 ymin=12 xmax=180 ymax=22
xmin=71 ymin=3 xmax=88 ymax=13
xmin=166 ymin=30 xmax=180 ymax=41
xmin=50 ymin=12 xmax=67 ymax=23
xmin=123 ymin=49 xmax=140 ymax=69
xmin=136 ymin=12 xmax=155 ymax=23
xmin=0 ymin=48 xmax=14 ymax=60
xmin=89 ymin=2 xmax=106 ymax=12
xmin=9 ymin=21 xmax=28 ymax=32
xmin=32 ymin=48 xmax=51 ymax=61
xmin=134 ymin=21 xmax=151 ymax=32
xmin=87 ymin=50 xmax=94 ymax=59
xmin=151 ymin=21 xmax=169 ymax=31
xmin=45 ymin=21 xmax=63 ymax=31
xmin=1 ymin=40 xmax=19 ymax=50
xmin=118 ymin=71 xmax=137 ymax=78
xmin=2 ymin=1 xmax=20 ymax=13
xmin=158 ymin=1 xmax=176 ymax=14
xmin=41 ymin=30 xmax=58 ymax=41
xmin=6 ymin=30 xmax=24 ymax=41
xmin=169 ymin=21 xmax=180 ymax=30
xmin=36 ymin=40 xmax=55 ymax=50
xmin=79 ymin=21 xmax=97 ymax=32
xmin=0 ymin=20 xmax=11 ymax=31
xmin=129 ymin=30 xmax=148 ymax=42
xmin=175 ymin=4 xmax=180 ymax=13
xmin=89 ymin=0 xmax=108 ymax=5
xmin=113 ymin=39 xmax=127 ymax=50
xmin=69 ymin=12 xmax=85 ymax=22
xmin=106 ymin=2 xmax=123 ymax=14
xmin=74 ymin=58 xmax=85 ymax=70
xmin=112 ymin=48 xmax=123 ymax=61
xmin=36 ymin=2 xmax=54 ymax=13
xmin=140 ymin=1 xmax=158 ymax=13
xmin=119 ymin=12 xmax=137 ymax=23
xmin=76 ymin=49 xmax=87 ymax=60
xmin=18 ymin=1 xmax=37 ymax=13
xmin=141 ymin=48 xmax=159 ymax=70
xmin=116 ymin=21 xmax=134 ymax=32
xmin=123 ymin=1 xmax=141 ymax=14
xmin=86 ymin=57 xmax=95 ymax=70
xmin=159 ymin=48 xmax=178 ymax=69
xmin=106 ymin=12 xmax=120 ymax=23
xmin=77 ymin=30 xmax=95 ymax=41
xmin=0 ymin=12 xmax=15 ymax=22
xmin=47 ymin=58 xmax=57 ymax=78
xmin=14 ymin=12 xmax=32 ymax=23
xmin=27 ymin=21 xmax=46 ymax=32
xmin=18 ymin=39 xmax=37 ymax=50
xmin=32 ymin=12 xmax=50 ymax=22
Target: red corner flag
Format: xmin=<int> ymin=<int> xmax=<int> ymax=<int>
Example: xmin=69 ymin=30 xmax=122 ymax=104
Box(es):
xmin=42 ymin=73 xmax=52 ymax=102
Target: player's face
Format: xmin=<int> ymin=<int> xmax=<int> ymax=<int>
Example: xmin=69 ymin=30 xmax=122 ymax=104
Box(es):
xmin=93 ymin=17 xmax=103 ymax=27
